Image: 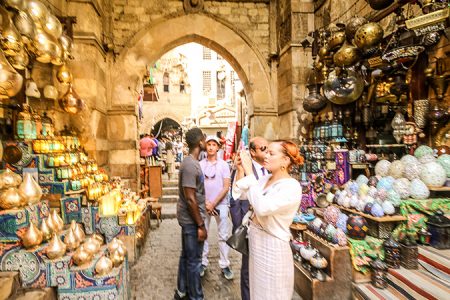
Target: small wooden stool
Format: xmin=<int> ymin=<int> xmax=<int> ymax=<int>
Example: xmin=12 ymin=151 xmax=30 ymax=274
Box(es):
xmin=150 ymin=202 xmax=162 ymax=227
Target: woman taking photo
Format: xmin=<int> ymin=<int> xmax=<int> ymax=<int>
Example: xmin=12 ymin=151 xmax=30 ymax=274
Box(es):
xmin=233 ymin=140 xmax=303 ymax=300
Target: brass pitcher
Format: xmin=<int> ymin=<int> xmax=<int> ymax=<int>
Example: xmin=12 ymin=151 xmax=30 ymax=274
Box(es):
xmin=107 ymin=238 xmax=121 ymax=254
xmin=18 ymin=173 xmax=42 ymax=205
xmin=95 ymin=255 xmax=113 ymax=276
xmin=45 ymin=233 xmax=66 ymax=259
xmin=64 ymin=228 xmax=80 ymax=252
xmin=92 ymin=233 xmax=104 ymax=246
xmin=0 ymin=187 xmax=25 ymax=210
xmin=46 ymin=215 xmax=59 ymax=234
xmin=83 ymin=237 xmax=100 ymax=255
xmin=72 ymin=244 xmax=92 ymax=266
xmin=70 ymin=220 xmax=85 ymax=243
xmin=40 ymin=218 xmax=52 ymax=241
xmin=50 ymin=210 xmax=64 ymax=232
xmin=0 ymin=168 xmax=22 ymax=188
xmin=109 ymin=250 xmax=124 ymax=267
xmin=21 ymin=221 xmax=43 ymax=249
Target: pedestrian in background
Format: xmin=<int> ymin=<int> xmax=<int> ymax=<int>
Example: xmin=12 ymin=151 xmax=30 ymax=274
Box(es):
xmin=140 ymin=133 xmax=157 ymax=165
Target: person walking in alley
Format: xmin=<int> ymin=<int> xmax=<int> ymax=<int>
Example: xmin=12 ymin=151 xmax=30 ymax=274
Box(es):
xmin=140 ymin=133 xmax=157 ymax=165
xmin=174 ymin=128 xmax=207 ymax=300
xmin=199 ymin=136 xmax=233 ymax=280
xmin=229 ymin=136 xmax=268 ymax=300
xmin=233 ymin=140 xmax=303 ymax=300
xmin=166 ymin=141 xmax=176 ymax=181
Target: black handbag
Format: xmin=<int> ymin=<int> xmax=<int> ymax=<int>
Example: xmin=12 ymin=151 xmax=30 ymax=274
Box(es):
xmin=226 ymin=210 xmax=252 ymax=256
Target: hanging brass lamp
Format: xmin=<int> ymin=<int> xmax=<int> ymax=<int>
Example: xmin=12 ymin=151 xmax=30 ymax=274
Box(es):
xmin=13 ymin=10 xmax=36 ymax=45
xmin=18 ymin=173 xmax=42 ymax=205
xmin=7 ymin=46 xmax=29 ymax=70
xmin=33 ymin=27 xmax=59 ymax=64
xmin=59 ymin=84 xmax=86 ymax=114
xmin=21 ymin=221 xmax=43 ymax=249
xmin=0 ymin=6 xmax=24 ymax=56
xmin=43 ymin=14 xmax=62 ymax=39
xmin=56 ymin=64 xmax=73 ymax=84
xmin=4 ymin=0 xmax=27 ymax=11
xmin=0 ymin=49 xmax=24 ymax=99
xmin=27 ymin=0 xmax=50 ymax=25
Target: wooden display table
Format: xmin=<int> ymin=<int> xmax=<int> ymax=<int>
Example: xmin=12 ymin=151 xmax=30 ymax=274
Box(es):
xmin=334 ymin=205 xmax=407 ymax=239
xmin=294 ymin=230 xmax=352 ymax=300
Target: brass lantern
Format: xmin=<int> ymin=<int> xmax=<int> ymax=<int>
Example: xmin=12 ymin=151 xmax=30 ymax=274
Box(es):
xmin=0 ymin=6 xmax=24 ymax=57
xmin=59 ymin=84 xmax=86 ymax=114
xmin=0 ymin=49 xmax=24 ymax=99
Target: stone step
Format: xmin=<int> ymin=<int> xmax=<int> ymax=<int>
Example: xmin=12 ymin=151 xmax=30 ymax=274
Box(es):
xmin=161 ymin=202 xmax=177 ymax=219
xmin=162 ymin=186 xmax=178 ymax=196
xmin=0 ymin=271 xmax=19 ymax=300
xmin=162 ymin=180 xmax=178 ymax=187
xmin=160 ymin=195 xmax=178 ymax=203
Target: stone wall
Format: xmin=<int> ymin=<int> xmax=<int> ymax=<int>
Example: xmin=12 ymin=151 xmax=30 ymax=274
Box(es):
xmin=112 ymin=0 xmax=270 ymax=59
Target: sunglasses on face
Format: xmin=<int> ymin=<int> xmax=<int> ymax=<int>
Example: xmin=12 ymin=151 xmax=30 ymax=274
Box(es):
xmin=256 ymin=146 xmax=267 ymax=152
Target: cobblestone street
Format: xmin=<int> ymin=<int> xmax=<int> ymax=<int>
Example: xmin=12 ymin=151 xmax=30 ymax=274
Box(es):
xmin=131 ymin=217 xmax=302 ymax=299
xmin=131 ymin=218 xmax=242 ymax=299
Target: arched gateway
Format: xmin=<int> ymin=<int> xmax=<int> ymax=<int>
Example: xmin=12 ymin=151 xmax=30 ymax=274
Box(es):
xmin=107 ymin=13 xmax=278 ymax=188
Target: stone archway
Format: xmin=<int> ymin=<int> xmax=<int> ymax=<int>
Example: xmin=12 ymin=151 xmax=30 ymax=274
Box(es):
xmin=108 ymin=13 xmax=277 ymax=189
xmin=110 ymin=13 xmax=276 ymax=132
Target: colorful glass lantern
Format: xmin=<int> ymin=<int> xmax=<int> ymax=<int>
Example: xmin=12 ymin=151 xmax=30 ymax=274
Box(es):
xmin=41 ymin=112 xmax=54 ymax=137
xmin=16 ymin=104 xmax=33 ymax=139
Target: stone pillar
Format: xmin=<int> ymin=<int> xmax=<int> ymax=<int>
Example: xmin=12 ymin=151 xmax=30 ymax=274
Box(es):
xmin=276 ymin=0 xmax=315 ymax=141
xmin=67 ymin=0 xmax=109 ymax=167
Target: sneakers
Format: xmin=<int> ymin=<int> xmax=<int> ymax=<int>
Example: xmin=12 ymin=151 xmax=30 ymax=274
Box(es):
xmin=199 ymin=264 xmax=207 ymax=277
xmin=221 ymin=267 xmax=234 ymax=280
xmin=173 ymin=289 xmax=187 ymax=300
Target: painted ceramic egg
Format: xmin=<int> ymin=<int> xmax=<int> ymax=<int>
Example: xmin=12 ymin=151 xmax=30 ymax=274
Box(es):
xmin=342 ymin=196 xmax=351 ymax=208
xmin=414 ymin=145 xmax=433 ymax=158
xmin=371 ymin=203 xmax=384 ymax=217
xmin=350 ymin=195 xmax=359 ymax=208
xmin=410 ymin=178 xmax=430 ymax=199
xmin=400 ymin=154 xmax=419 ymax=165
xmin=336 ymin=213 xmax=348 ymax=232
xmin=359 ymin=184 xmax=370 ymax=196
xmin=368 ymin=186 xmax=378 ymax=198
xmin=419 ymin=154 xmax=436 ymax=164
xmin=326 ymin=192 xmax=335 ymax=203
xmin=347 ymin=215 xmax=368 ymax=240
xmin=356 ymin=175 xmax=369 ymax=186
xmin=335 ymin=228 xmax=348 ymax=246
xmin=375 ymin=160 xmax=391 ymax=177
xmin=324 ymin=206 xmax=341 ymax=226
xmin=337 ymin=191 xmax=347 ymax=206
xmin=311 ymin=217 xmax=323 ymax=233
xmin=382 ymin=201 xmax=395 ymax=215
xmin=377 ymin=177 xmax=393 ymax=191
xmin=377 ymin=188 xmax=388 ymax=201
xmin=368 ymin=176 xmax=378 ymax=187
xmin=420 ymin=161 xmax=446 ymax=187
xmin=325 ymin=224 xmax=337 ymax=241
xmin=387 ymin=190 xmax=401 ymax=207
xmin=365 ymin=196 xmax=375 ymax=203
xmin=349 ymin=182 xmax=359 ymax=194
xmin=393 ymin=178 xmax=411 ymax=199
xmin=403 ymin=162 xmax=421 ymax=180
xmin=437 ymin=154 xmax=450 ymax=177
xmin=356 ymin=199 xmax=366 ymax=212
xmin=364 ymin=202 xmax=374 ymax=214
xmin=388 ymin=161 xmax=405 ymax=179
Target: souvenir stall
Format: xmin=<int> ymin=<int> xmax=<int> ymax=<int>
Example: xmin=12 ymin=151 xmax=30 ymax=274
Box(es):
xmin=0 ymin=1 xmax=149 ymax=299
xmin=292 ymin=1 xmax=450 ymax=299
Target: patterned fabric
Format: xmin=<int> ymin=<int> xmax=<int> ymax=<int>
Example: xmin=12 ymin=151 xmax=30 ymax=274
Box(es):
xmin=248 ymin=223 xmax=294 ymax=300
xmin=347 ymin=236 xmax=385 ymax=274
xmin=335 ymin=150 xmax=350 ymax=185
xmin=393 ymin=198 xmax=450 ymax=239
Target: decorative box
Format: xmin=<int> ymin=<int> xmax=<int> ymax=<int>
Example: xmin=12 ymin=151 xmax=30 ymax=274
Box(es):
xmin=39 ymin=168 xmax=56 ymax=184
xmin=60 ymin=196 xmax=82 ymax=224
xmin=426 ymin=210 xmax=450 ymax=249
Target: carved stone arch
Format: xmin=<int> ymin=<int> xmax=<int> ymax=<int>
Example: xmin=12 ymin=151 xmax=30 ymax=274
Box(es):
xmin=111 ymin=14 xmax=277 ymax=137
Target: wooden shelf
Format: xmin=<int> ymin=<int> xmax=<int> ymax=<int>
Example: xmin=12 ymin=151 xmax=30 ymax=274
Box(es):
xmin=427 ymin=186 xmax=450 ymax=192
xmin=65 ymin=189 xmax=85 ymax=195
xmin=334 ymin=205 xmax=407 ymax=222
xmin=290 ymin=223 xmax=307 ymax=231
xmin=366 ymin=144 xmax=406 ymax=148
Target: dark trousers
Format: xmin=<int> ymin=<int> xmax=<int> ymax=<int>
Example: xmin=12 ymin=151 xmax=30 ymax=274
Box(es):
xmin=177 ymin=224 xmax=204 ymax=300
xmin=229 ymin=199 xmax=250 ymax=300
